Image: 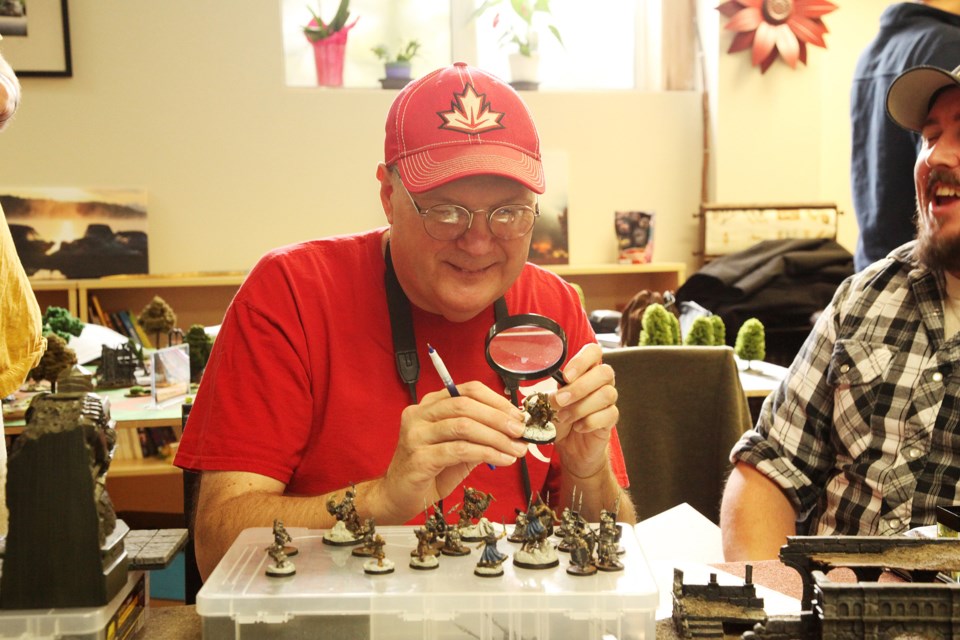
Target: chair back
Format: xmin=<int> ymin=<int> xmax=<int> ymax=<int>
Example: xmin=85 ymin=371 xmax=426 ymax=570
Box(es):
xmin=605 ymin=345 xmax=751 ymax=523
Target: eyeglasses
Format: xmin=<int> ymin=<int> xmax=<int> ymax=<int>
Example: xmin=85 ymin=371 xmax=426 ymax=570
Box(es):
xmin=394 ymin=173 xmax=539 ymax=241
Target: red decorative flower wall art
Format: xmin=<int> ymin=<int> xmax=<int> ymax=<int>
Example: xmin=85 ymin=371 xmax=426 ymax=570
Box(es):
xmin=717 ymin=0 xmax=838 ymax=73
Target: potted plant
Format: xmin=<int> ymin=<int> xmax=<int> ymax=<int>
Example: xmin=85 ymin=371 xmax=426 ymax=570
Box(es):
xmin=372 ymin=40 xmax=421 ymax=88
xmin=303 ymin=0 xmax=359 ymax=87
xmin=472 ymin=0 xmax=563 ymax=87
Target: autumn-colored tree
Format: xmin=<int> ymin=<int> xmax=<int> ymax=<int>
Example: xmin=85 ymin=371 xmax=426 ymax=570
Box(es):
xmin=683 ymin=316 xmax=715 ymax=346
xmin=639 ymin=303 xmax=680 ymax=346
xmin=29 ymin=334 xmax=77 ymax=392
xmin=709 ymin=315 xmax=726 ymax=346
xmin=138 ymin=296 xmax=177 ymax=347
xmin=185 ymin=324 xmax=213 ymax=382
xmin=735 ymin=318 xmax=766 ymax=367
xmin=42 ymin=306 xmax=84 ymax=342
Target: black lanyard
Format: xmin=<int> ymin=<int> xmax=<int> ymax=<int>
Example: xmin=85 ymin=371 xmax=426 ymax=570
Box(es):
xmin=383 ymin=241 xmax=532 ymax=505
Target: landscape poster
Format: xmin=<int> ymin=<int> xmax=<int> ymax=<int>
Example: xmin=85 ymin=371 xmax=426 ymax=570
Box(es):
xmin=528 ymin=150 xmax=569 ymax=266
xmin=0 ymin=187 xmax=149 ymax=279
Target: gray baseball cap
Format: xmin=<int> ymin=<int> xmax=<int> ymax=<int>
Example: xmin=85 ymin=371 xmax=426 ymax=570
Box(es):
xmin=887 ymin=64 xmax=960 ymax=133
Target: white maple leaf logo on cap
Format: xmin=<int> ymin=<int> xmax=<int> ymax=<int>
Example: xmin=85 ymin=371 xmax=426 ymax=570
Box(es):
xmin=438 ymin=83 xmax=505 ymax=134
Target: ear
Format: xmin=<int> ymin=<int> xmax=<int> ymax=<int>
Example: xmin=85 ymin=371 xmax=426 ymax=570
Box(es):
xmin=376 ymin=163 xmax=396 ymax=224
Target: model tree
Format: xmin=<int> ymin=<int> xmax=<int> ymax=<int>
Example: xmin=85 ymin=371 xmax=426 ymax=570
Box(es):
xmin=185 ymin=324 xmax=213 ymax=382
xmin=29 ymin=334 xmax=77 ymax=392
xmin=138 ymin=296 xmax=177 ymax=347
xmin=735 ymin=318 xmax=766 ymax=368
xmin=683 ymin=316 xmax=715 ymax=346
xmin=709 ymin=315 xmax=726 ymax=346
xmin=42 ymin=306 xmax=84 ymax=343
xmin=639 ymin=303 xmax=680 ymax=346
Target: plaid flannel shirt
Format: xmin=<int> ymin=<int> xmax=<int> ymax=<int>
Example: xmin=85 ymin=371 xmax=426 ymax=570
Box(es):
xmin=732 ymin=241 xmax=960 ymax=536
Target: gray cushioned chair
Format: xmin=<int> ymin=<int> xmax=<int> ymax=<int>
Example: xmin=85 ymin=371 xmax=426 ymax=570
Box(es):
xmin=605 ymin=345 xmax=752 ymax=524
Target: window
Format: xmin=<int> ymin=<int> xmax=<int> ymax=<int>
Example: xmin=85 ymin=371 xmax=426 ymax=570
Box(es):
xmin=282 ymin=0 xmax=686 ymax=91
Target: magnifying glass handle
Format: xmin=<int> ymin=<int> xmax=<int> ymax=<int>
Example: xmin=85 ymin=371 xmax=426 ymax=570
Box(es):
xmin=551 ymin=370 xmax=567 ymax=387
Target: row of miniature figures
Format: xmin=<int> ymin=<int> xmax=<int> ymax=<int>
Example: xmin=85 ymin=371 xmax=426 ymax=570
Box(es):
xmin=264 ymin=486 xmax=625 ymax=578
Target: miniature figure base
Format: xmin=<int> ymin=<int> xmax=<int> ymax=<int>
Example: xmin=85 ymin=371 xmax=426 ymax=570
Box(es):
xmin=474 ymin=564 xmax=505 ymax=577
xmin=459 ymin=523 xmax=483 ymax=542
xmin=409 ymin=555 xmax=440 ymax=570
xmin=441 ymin=546 xmax=471 ymax=557
xmin=596 ymin=561 xmax=624 ymax=572
xmin=521 ymin=423 xmax=556 ymax=444
xmin=508 ymin=531 xmax=526 ymax=544
xmin=322 ymin=521 xmax=361 ymax=546
xmin=351 ymin=546 xmax=376 ymax=558
xmin=514 ymin=546 xmax=560 ymax=570
xmin=363 ymin=559 xmax=395 ymax=575
xmin=266 ymin=562 xmax=296 ymax=577
xmin=283 ymin=545 xmax=298 ymax=557
xmin=567 ymin=564 xmax=598 ymax=577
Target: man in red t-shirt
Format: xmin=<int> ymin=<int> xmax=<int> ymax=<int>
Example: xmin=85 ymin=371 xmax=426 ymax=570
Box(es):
xmin=175 ymin=63 xmax=635 ymax=579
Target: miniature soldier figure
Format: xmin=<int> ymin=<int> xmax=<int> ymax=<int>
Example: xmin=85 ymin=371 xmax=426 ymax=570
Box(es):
xmin=566 ymin=528 xmax=598 ymax=577
xmin=514 ymin=494 xmax=560 ymax=569
xmin=362 ymin=533 xmax=394 ymax=575
xmin=520 ymin=392 xmax=558 ymax=444
xmin=323 ymin=484 xmax=363 ymax=546
xmin=557 ymin=506 xmax=587 ymax=553
xmin=265 ymin=523 xmax=296 ymax=577
xmin=474 ymin=518 xmax=509 ymax=577
xmin=409 ymin=525 xmax=441 ymax=570
xmin=352 ymin=518 xmax=379 ymax=558
xmin=273 ymin=518 xmax=297 ymax=557
xmin=595 ymin=513 xmax=624 ymax=572
xmin=508 ymin=508 xmax=528 ymax=543
xmin=441 ymin=521 xmax=470 ymax=557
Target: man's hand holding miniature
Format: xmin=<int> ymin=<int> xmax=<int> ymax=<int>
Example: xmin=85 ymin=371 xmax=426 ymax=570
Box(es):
xmin=380 ymin=382 xmax=527 ymax=522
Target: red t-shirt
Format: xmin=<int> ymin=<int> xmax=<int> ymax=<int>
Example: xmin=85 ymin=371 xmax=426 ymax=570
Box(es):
xmin=174 ymin=228 xmax=628 ymax=523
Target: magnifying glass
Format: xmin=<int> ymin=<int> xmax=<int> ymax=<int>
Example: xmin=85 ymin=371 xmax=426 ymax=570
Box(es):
xmin=485 ymin=314 xmax=567 ymax=447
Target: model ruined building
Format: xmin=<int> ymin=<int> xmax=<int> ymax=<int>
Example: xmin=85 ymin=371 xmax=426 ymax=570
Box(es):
xmin=97 ymin=342 xmax=140 ymax=389
xmin=672 ymin=566 xmax=766 ymax=638
xmin=673 ymin=529 xmax=960 ymax=639
xmin=1 ymin=392 xmax=128 ymax=609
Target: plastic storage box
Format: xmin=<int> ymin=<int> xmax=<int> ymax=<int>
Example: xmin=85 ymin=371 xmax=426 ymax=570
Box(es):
xmin=198 ymin=524 xmax=658 ymax=639
xmin=0 ymin=570 xmax=146 ymax=639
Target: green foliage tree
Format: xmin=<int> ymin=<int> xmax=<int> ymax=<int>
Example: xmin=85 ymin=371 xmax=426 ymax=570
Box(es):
xmin=29 ymin=334 xmax=77 ymax=392
xmin=709 ymin=315 xmax=726 ymax=346
xmin=185 ymin=324 xmax=213 ymax=383
xmin=735 ymin=318 xmax=766 ymax=366
xmin=683 ymin=316 xmax=715 ymax=346
xmin=639 ymin=303 xmax=679 ymax=346
xmin=42 ymin=306 xmax=84 ymax=342
xmin=138 ymin=296 xmax=177 ymax=347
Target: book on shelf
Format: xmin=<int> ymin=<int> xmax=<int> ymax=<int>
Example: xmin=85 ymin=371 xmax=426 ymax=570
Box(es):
xmin=116 ymin=310 xmax=143 ymax=348
xmin=130 ymin=313 xmax=154 ymax=349
xmin=89 ymin=294 xmax=112 ymax=328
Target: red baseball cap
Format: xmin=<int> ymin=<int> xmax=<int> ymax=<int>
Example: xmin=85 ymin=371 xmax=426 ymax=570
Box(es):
xmin=384 ymin=62 xmax=545 ymax=194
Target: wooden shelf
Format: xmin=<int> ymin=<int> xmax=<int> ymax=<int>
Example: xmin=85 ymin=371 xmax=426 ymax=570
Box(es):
xmin=544 ymin=263 xmax=686 ymax=312
xmin=29 ymin=278 xmax=79 ymax=316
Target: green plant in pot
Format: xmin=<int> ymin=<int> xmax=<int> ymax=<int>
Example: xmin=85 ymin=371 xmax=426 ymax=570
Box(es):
xmin=372 ymin=40 xmax=421 ymax=83
xmin=472 ymin=0 xmax=563 ymax=86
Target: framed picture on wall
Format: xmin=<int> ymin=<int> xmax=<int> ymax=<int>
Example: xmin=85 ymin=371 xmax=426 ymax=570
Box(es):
xmin=0 ymin=0 xmax=72 ymax=77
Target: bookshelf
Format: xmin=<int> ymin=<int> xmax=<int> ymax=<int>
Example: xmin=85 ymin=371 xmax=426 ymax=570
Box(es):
xmin=29 ymin=279 xmax=79 ymax=316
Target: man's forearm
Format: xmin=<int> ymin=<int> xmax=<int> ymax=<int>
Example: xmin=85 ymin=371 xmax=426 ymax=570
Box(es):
xmin=559 ymin=462 xmax=637 ymax=525
xmin=720 ymin=462 xmax=797 ymax=561
xmin=194 ymin=476 xmax=402 ymax=580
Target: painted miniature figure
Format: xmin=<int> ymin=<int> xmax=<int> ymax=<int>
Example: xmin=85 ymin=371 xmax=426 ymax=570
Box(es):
xmin=458 ymin=487 xmax=495 ymax=541
xmin=557 ymin=506 xmax=588 ymax=553
xmin=323 ymin=484 xmax=363 ymax=546
xmin=474 ymin=517 xmax=509 ymax=577
xmin=409 ymin=524 xmax=442 ymax=570
xmin=508 ymin=508 xmax=528 ymax=543
xmin=520 ymin=391 xmax=557 ymax=444
xmin=566 ymin=527 xmax=598 ymax=577
xmin=265 ymin=523 xmax=296 ymax=578
xmin=441 ymin=521 xmax=471 ymax=557
xmin=362 ymin=533 xmax=394 ymax=575
xmin=352 ymin=518 xmax=379 ymax=558
xmin=595 ymin=512 xmax=624 ymax=572
xmin=513 ymin=494 xmax=560 ymax=570
xmin=272 ymin=518 xmax=298 ymax=557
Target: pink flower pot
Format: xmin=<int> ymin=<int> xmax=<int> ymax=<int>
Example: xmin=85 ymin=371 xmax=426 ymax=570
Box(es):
xmin=308 ymin=28 xmax=349 ymax=87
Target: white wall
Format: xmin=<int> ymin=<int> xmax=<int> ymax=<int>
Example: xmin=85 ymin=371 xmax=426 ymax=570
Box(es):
xmin=0 ymin=0 xmax=899 ymax=279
